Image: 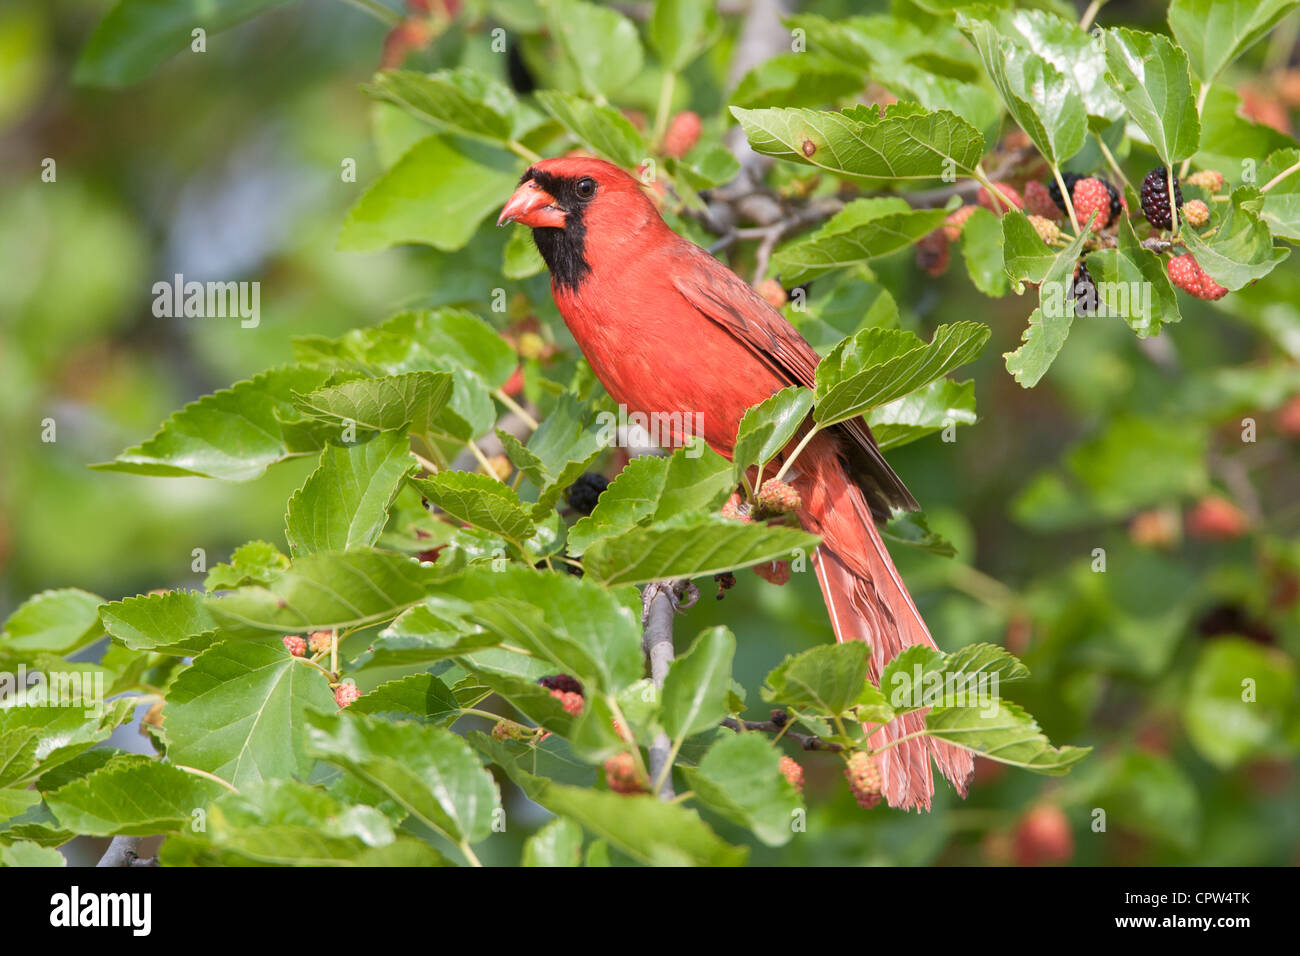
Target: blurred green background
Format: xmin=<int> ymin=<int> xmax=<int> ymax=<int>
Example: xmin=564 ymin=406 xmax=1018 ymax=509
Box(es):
xmin=1 ymin=0 xmax=1298 ymax=865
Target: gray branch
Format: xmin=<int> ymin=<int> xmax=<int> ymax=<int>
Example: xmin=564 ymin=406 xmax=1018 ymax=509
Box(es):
xmin=641 ymin=580 xmax=698 ymax=798
xmin=96 ymin=836 xmax=155 ymax=867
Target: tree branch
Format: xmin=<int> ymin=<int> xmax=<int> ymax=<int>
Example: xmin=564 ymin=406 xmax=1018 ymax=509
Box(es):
xmin=96 ymin=836 xmax=156 ymax=867
xmin=641 ymin=580 xmax=698 ymax=798
xmin=722 ymin=713 xmax=845 ymax=752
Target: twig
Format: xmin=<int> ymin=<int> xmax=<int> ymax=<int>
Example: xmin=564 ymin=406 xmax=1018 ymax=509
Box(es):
xmin=96 ymin=836 xmax=156 ymax=867
xmin=721 ymin=715 xmax=845 ymax=752
xmin=642 ymin=581 xmax=694 ymax=798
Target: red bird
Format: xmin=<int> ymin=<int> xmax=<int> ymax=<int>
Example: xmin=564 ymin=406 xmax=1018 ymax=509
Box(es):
xmin=499 ymin=157 xmax=972 ymax=810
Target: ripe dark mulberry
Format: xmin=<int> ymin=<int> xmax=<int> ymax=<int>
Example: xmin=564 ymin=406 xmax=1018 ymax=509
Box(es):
xmin=1140 ymin=168 xmax=1184 ymax=229
xmin=1070 ymin=262 xmax=1098 ymax=315
xmin=538 ymin=674 xmax=584 ymax=695
xmin=565 ymin=472 xmax=608 ymax=515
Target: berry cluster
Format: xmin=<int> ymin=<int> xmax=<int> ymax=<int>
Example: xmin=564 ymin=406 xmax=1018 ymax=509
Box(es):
xmin=844 ymin=751 xmax=883 ymax=809
xmin=1168 ymin=253 xmax=1228 ymax=301
xmin=1139 ymin=167 xmax=1183 ymax=229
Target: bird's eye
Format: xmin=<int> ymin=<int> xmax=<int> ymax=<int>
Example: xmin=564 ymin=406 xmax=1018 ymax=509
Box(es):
xmin=574 ymin=177 xmax=597 ymax=200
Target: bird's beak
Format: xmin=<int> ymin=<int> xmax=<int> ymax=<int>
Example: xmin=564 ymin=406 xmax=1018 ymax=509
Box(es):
xmin=498 ymin=179 xmax=566 ymax=228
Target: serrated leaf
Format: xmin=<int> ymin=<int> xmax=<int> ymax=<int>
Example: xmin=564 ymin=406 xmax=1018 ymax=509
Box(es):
xmin=773 ymin=198 xmax=948 ymax=284
xmin=682 ymin=732 xmax=801 ymax=846
xmin=1103 ymin=28 xmax=1200 ymax=165
xmin=0 ymin=702 xmax=135 ymax=788
xmin=989 ymin=9 xmax=1125 ymax=123
xmin=1084 ymin=215 xmax=1182 ymax=337
xmin=207 ymin=550 xmax=451 ymax=632
xmin=867 ymin=378 xmax=977 ymax=450
xmin=648 ymin=0 xmax=718 ymax=71
xmin=958 ymin=16 xmax=1086 ymax=164
xmin=1181 ymin=186 xmax=1291 ymax=289
xmin=731 ymin=103 xmax=985 ymax=181
xmin=348 ymin=674 xmax=461 ymax=724
xmin=546 ymin=0 xmax=644 ymax=99
xmin=661 ymin=626 xmax=736 ymax=741
xmin=500 ymin=393 xmax=610 ymax=516
xmin=163 ymin=641 xmax=335 ymax=787
xmin=1258 ymin=148 xmax=1300 ymax=241
xmin=522 ymin=816 xmax=584 ymax=866
xmin=45 ymin=755 xmax=223 ymax=836
xmin=958 ymin=205 xmax=1008 ymax=296
xmin=1003 ymin=224 xmax=1092 ymax=387
xmin=294 ymin=371 xmax=453 ymax=435
xmin=1002 ymin=209 xmax=1060 ymax=285
xmin=923 ymin=698 xmax=1090 ymax=773
xmin=93 ymin=365 xmax=332 ymax=480
xmin=473 ymin=732 xmax=746 ymax=865
xmin=338 ymin=136 xmax=522 ymax=253
xmin=813 ymin=321 xmax=990 ymax=426
xmin=286 ymin=433 xmax=416 ymax=555
xmin=763 ymin=641 xmax=870 ymax=716
xmin=307 ymin=710 xmax=500 ymax=845
xmin=534 ymin=90 xmax=645 ymax=168
xmin=364 ymin=68 xmax=519 ymax=143
xmin=100 ymin=589 xmax=222 ymax=652
xmin=1168 ymin=0 xmax=1300 ymax=83
xmin=732 ymin=387 xmax=815 ymax=484
xmin=1 ymin=588 xmax=104 ymax=655
xmin=730 ymin=53 xmax=865 ymax=111
xmin=411 ymin=471 xmax=535 ymax=542
xmin=581 ymin=517 xmax=819 ymax=587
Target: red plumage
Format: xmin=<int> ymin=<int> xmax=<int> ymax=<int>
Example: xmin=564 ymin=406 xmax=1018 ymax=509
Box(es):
xmin=500 ymin=157 xmax=972 ymax=810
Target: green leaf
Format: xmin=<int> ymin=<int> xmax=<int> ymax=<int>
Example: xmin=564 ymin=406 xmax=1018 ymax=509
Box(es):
xmin=867 ymin=378 xmax=977 ymax=450
xmin=0 ymin=841 xmax=66 ymax=867
xmin=93 ymin=365 xmax=332 ymax=480
xmin=762 ymin=642 xmax=869 ymax=717
xmin=682 ymin=732 xmax=801 ymax=846
xmin=503 ymin=224 xmax=545 ymax=278
xmin=1103 ymin=28 xmax=1201 ymax=165
xmin=731 ymin=103 xmax=985 ymax=181
xmin=100 ymin=589 xmax=222 ymax=652
xmin=432 ymin=566 xmax=644 ymax=692
xmin=163 ymin=641 xmax=335 ymax=787
xmin=958 ymin=16 xmax=1086 ymax=164
xmin=1182 ymin=638 xmax=1297 ymax=768
xmin=534 ymin=90 xmax=645 ymax=168
xmin=924 ymin=698 xmax=1090 ymax=772
xmin=364 ymin=69 xmax=519 ymax=144
xmin=813 ymin=321 xmax=990 ymax=426
xmin=1 ymin=588 xmax=104 ymax=654
xmin=732 ymin=386 xmax=815 ymax=484
xmin=285 ymin=433 xmax=416 ymax=556
xmin=773 ymin=198 xmax=948 ymax=284
xmin=204 ymin=540 xmax=290 ymax=591
xmin=473 ymin=733 xmax=746 ymax=865
xmin=360 ymin=607 xmax=499 ymax=668
xmin=1003 ymin=224 xmax=1092 ymax=387
xmin=338 ymin=136 xmax=522 ymax=253
xmin=1181 ymin=186 xmax=1291 ymax=290
xmin=348 ymin=674 xmax=461 ymax=724
xmin=660 ymin=627 xmax=736 ymax=741
xmin=1168 ymin=0 xmax=1300 ymax=82
xmin=159 ymin=779 xmax=452 ymax=866
xmin=522 ymin=816 xmax=584 ymax=866
xmin=582 ymin=517 xmax=819 ymax=587
xmin=879 ymin=509 xmax=958 ymax=557
xmin=294 ymin=371 xmax=454 ymax=436
xmin=1193 ymin=85 xmax=1297 ymax=174
xmin=648 ymin=0 xmax=718 ymax=71
xmin=1084 ymin=215 xmax=1182 ymax=337
xmin=500 ymin=392 xmax=610 ymax=516
xmin=307 ymin=711 xmax=501 ymax=845
xmin=0 ymin=789 xmax=41 ymax=826
xmin=0 ymin=702 xmax=136 ymax=788
xmin=45 ymin=756 xmax=223 ymax=836
xmin=411 ymin=472 xmax=535 ymax=542
xmin=1066 ymin=415 xmax=1208 ymax=516
xmin=546 ymin=0 xmax=644 ymax=99
xmin=568 ymin=445 xmax=735 ymax=555
xmin=1001 ymin=210 xmax=1059 ymax=286
xmin=1257 ymin=148 xmax=1300 ymax=241
xmin=729 ymin=54 xmax=865 ymax=111
xmin=958 ymin=205 xmax=1008 ymax=296
xmin=207 ymin=550 xmax=451 ymax=632
xmin=75 ymin=0 xmax=291 ymax=87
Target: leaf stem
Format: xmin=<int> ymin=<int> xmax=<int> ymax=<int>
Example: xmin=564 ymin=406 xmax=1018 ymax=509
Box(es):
xmin=1095 ymin=134 xmax=1131 ymax=193
xmin=465 ymin=440 xmax=502 ymax=480
xmin=338 ymin=0 xmax=400 ymax=27
xmin=493 ymin=388 xmax=540 ymax=430
xmin=508 ymin=140 xmax=543 ymax=164
xmin=1078 ymin=0 xmax=1104 ymax=31
xmin=1050 ymin=164 xmax=1082 ymax=235
xmin=653 ymin=71 xmax=676 ymax=145
xmin=1260 ymin=157 xmax=1300 ymax=194
xmin=458 ymin=840 xmax=483 ymax=867
xmin=772 ymin=425 xmax=821 ymax=483
xmin=174 ymin=764 xmax=240 ymax=793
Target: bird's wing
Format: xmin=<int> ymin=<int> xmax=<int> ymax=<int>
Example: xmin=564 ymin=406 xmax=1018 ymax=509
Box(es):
xmin=669 ymin=241 xmax=918 ymax=520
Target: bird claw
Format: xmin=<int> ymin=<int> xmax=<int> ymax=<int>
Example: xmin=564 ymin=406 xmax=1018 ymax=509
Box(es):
xmin=641 ymin=580 xmax=699 ymax=624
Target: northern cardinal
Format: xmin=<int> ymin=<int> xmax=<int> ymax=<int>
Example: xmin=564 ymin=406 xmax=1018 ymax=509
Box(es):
xmin=499 ymin=157 xmax=972 ymax=810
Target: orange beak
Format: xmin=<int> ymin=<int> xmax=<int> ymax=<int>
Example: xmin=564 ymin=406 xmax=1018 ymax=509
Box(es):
xmin=498 ymin=179 xmax=566 ymax=228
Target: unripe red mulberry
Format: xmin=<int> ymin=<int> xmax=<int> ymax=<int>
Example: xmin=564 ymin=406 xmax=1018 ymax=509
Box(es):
xmin=1277 ymin=396 xmax=1300 ymax=438
xmin=1168 ymin=253 xmax=1228 ymax=300
xmin=721 ymin=497 xmax=752 ymax=523
xmin=844 ymin=751 xmax=882 ymax=809
xmin=779 ymin=755 xmax=804 ymax=794
xmin=282 ymin=635 xmax=306 ymax=657
xmin=1027 ymin=215 xmax=1061 ymax=244
xmin=308 ymin=631 xmax=332 ymax=656
xmin=1128 ymin=508 xmax=1180 ymax=549
xmin=334 ymin=682 xmax=361 ymax=708
xmin=1186 ymin=169 xmax=1225 ymax=194
xmin=1014 ymin=803 xmax=1074 ymax=866
xmin=753 ymin=560 xmax=791 ymax=586
xmin=942 ymin=204 xmax=977 ymax=241
xmin=550 ymin=689 xmax=585 ymax=716
xmin=1023 ymin=180 xmax=1061 ymax=220
xmin=756 ymin=278 xmax=787 ymax=309
xmin=604 ymin=752 xmax=646 ymax=794
xmin=756 ymin=478 xmax=802 ymax=515
xmin=1187 ymin=495 xmax=1249 ymax=540
xmin=977 ymin=182 xmax=1023 ymax=214
xmin=663 ymin=110 xmax=702 ymax=158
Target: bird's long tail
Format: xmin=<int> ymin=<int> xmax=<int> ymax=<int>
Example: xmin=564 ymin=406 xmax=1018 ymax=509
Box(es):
xmin=796 ymin=443 xmax=973 ymax=811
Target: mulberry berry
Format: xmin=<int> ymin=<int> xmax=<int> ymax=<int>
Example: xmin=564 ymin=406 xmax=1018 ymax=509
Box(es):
xmin=977 ymin=182 xmax=1023 ymax=214
xmin=566 ymin=473 xmax=608 ymax=515
xmin=1071 ymin=177 xmax=1112 ymax=231
xmin=282 ymin=635 xmax=306 ymax=657
xmin=1140 ymin=167 xmax=1184 ymax=229
xmin=1070 ymin=262 xmax=1098 ymax=315
xmin=779 ymin=755 xmax=804 ymax=794
xmin=756 ymin=478 xmax=802 ymax=515
xmin=844 ymin=751 xmax=882 ymax=809
xmin=942 ymin=204 xmax=977 ymax=241
xmin=1023 ymin=180 xmax=1061 ymax=220
xmin=604 ymin=752 xmax=646 ymax=794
